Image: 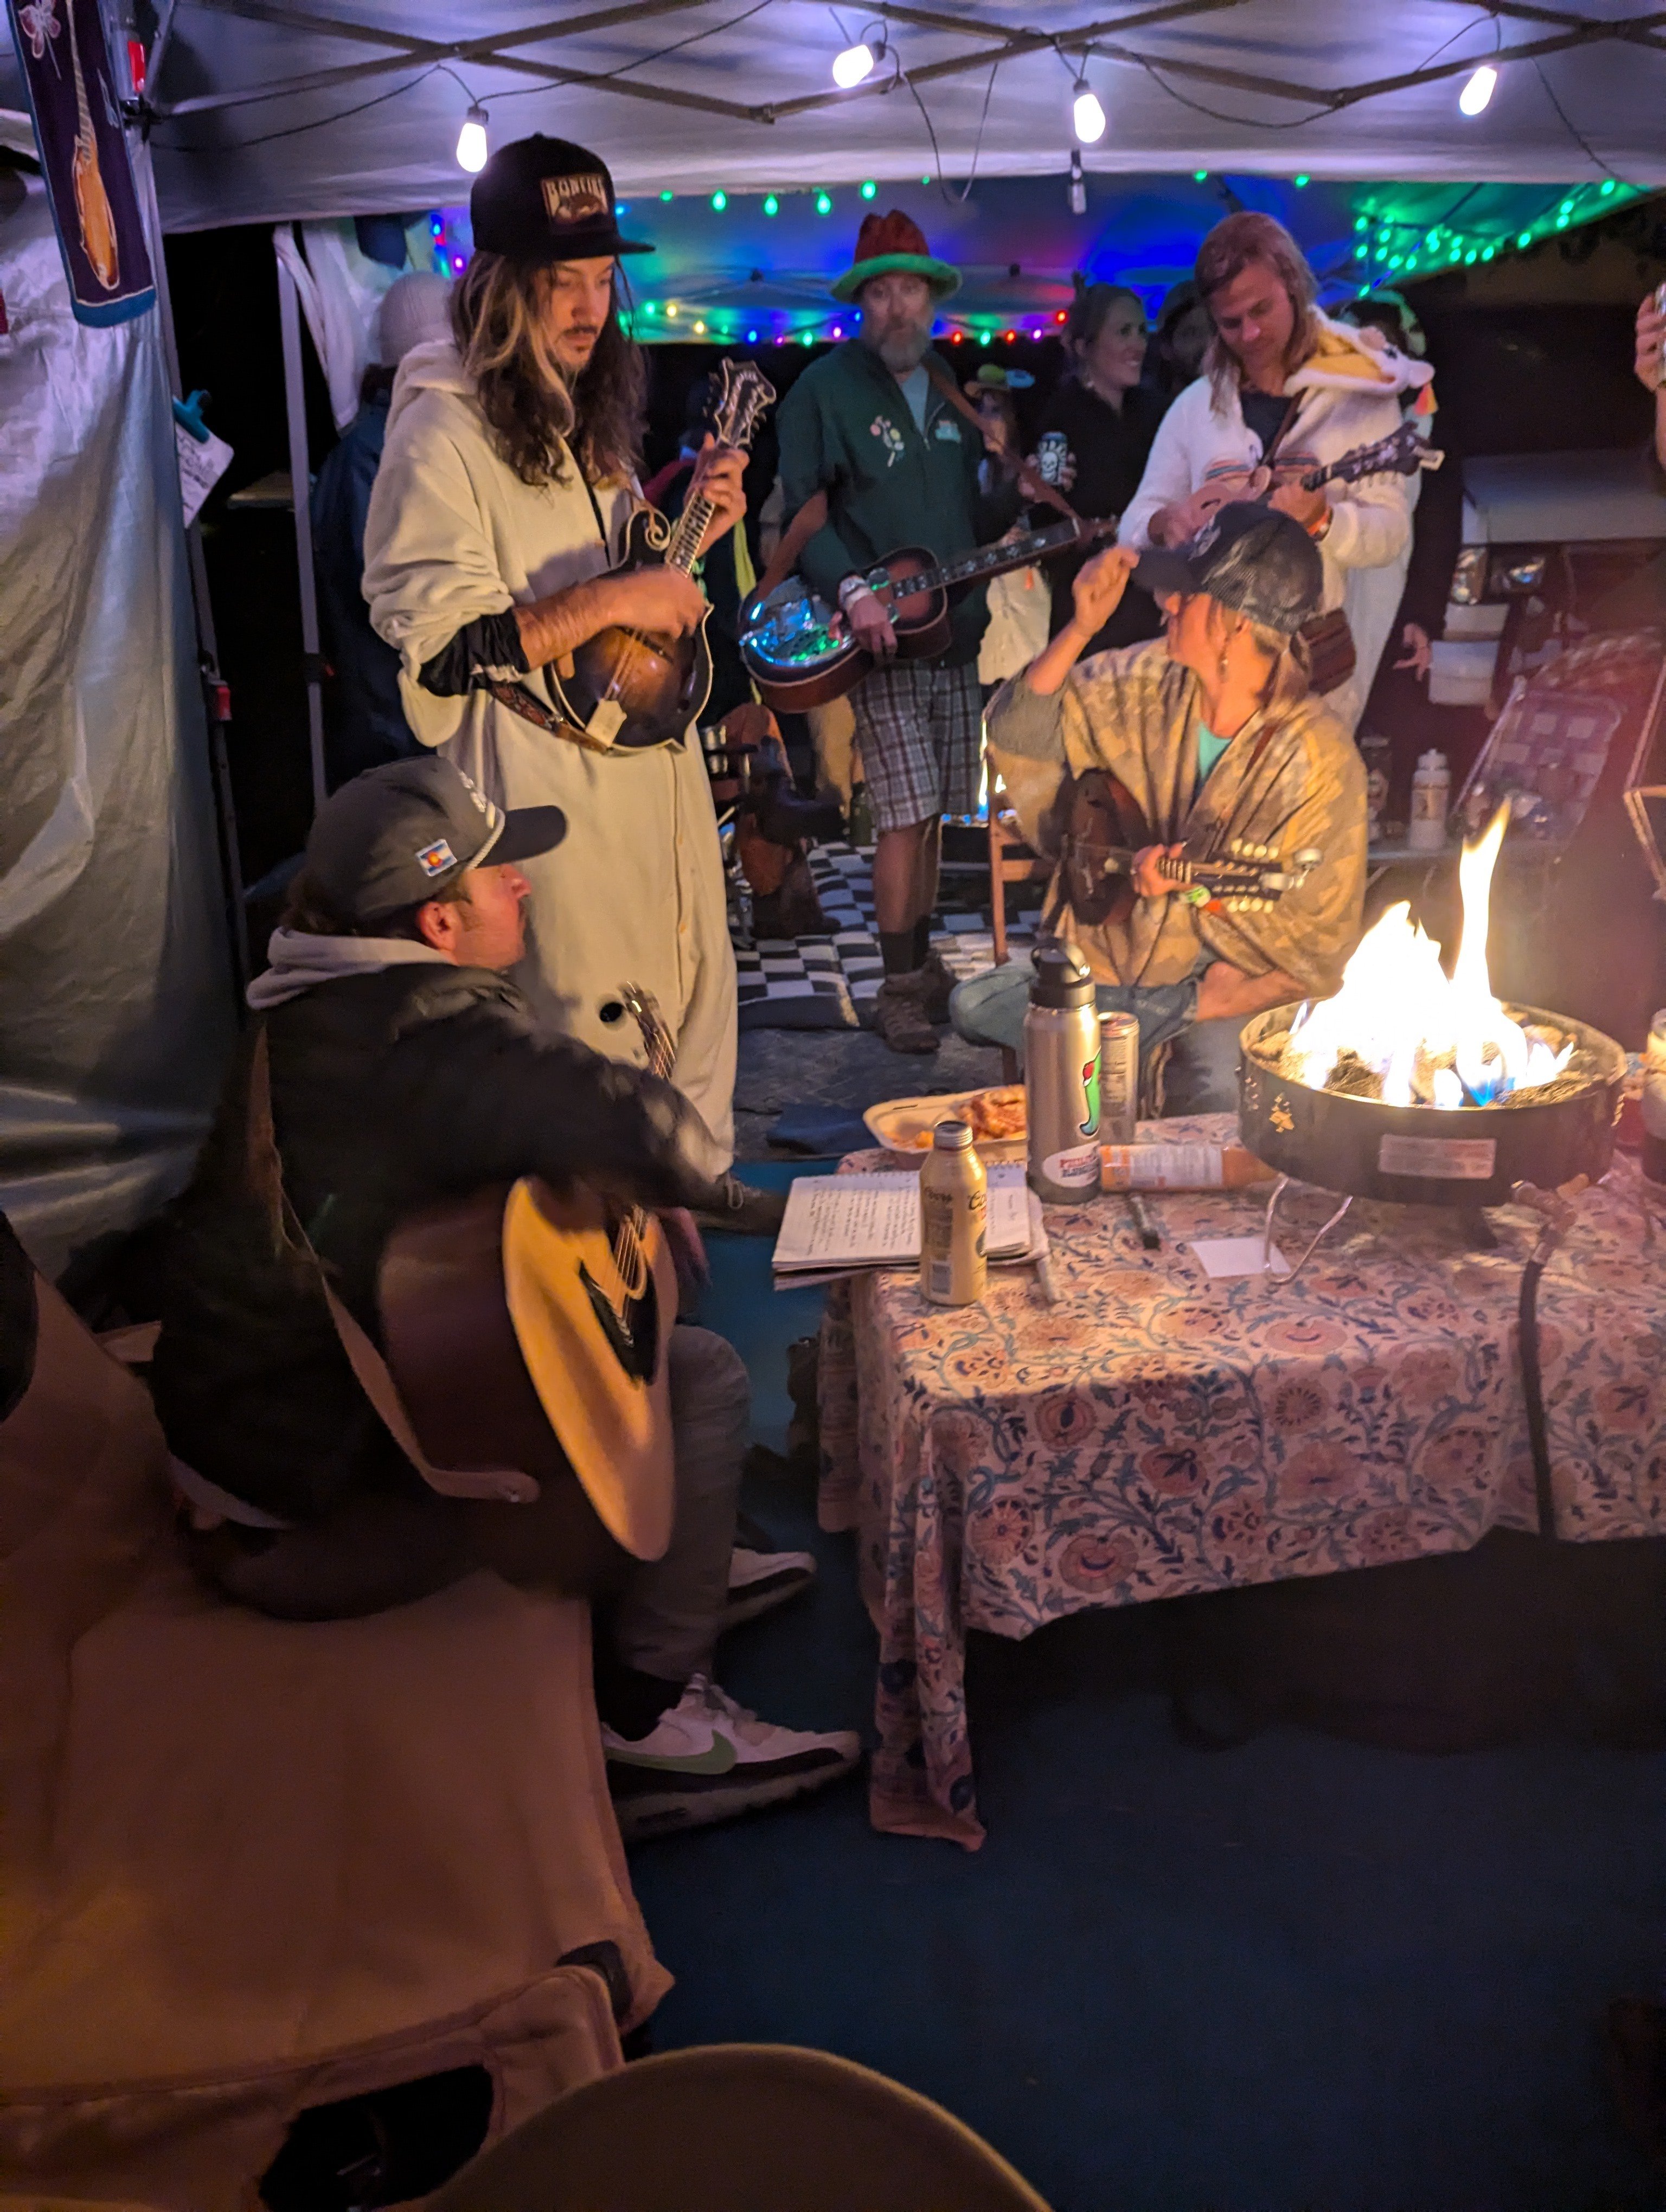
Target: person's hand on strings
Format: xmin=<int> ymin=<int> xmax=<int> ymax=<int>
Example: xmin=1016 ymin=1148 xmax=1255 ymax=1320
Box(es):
xmin=688 ymin=434 xmax=747 ymax=552
xmin=1132 ymin=844 xmax=1187 ymax=899
xmin=1268 ymin=478 xmax=1330 ymax=535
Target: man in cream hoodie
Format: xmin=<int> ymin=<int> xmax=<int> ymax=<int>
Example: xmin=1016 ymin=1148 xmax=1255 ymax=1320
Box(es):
xmin=1121 ymin=213 xmax=1434 ymax=737
xmin=362 ymin=136 xmax=743 ymax=1156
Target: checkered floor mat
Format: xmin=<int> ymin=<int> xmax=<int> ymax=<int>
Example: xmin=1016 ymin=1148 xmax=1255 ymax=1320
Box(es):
xmin=733 ymin=844 xmax=1035 ymax=1030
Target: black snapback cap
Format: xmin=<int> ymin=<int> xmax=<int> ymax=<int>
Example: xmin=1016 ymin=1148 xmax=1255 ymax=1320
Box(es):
xmin=1134 ymin=501 xmax=1324 ymax=635
xmin=306 ymin=757 xmax=566 ymax=925
xmin=470 ymin=135 xmax=653 ymax=262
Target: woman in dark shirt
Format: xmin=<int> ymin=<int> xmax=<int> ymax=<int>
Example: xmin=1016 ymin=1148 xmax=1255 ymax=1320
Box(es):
xmin=1035 ymin=282 xmax=1168 ymax=653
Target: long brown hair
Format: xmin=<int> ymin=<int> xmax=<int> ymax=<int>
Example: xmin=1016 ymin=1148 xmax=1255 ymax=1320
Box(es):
xmin=1193 ymin=213 xmax=1319 ymax=411
xmin=451 ymin=252 xmax=646 ymax=490
xmin=1063 ymin=280 xmax=1144 ymax=380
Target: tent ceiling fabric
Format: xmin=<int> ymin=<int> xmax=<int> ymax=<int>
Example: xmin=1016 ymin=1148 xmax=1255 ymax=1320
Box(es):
xmin=48 ymin=0 xmax=1666 ymax=231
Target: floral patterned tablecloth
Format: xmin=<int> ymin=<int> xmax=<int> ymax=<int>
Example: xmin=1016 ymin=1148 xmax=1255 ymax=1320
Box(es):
xmin=817 ymin=1115 xmax=1666 ymax=1848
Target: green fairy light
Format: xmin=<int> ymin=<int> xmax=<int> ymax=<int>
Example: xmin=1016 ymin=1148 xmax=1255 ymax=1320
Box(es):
xmin=1555 ymin=213 xmax=1570 ymax=228
xmin=1516 ymin=230 xmax=1532 ymax=247
xmin=1482 ymin=245 xmax=1496 ymax=260
xmin=659 ymin=190 xmax=674 ymax=202
xmin=1354 ymin=215 xmax=1368 ymax=232
xmin=1388 ymin=255 xmax=1404 ymax=269
xmin=1465 ymin=249 xmax=1477 ymax=264
xmin=1294 ymin=173 xmax=1309 ymax=187
xmin=1193 ymin=169 xmax=1207 ymax=181
xmin=1558 ymin=198 xmax=1574 ymax=215
xmin=710 ymin=190 xmax=727 ymax=211
xmin=861 ymin=180 xmax=877 ymax=200
xmin=762 ymin=194 xmax=778 ymax=216
xmin=1600 ymin=178 xmax=1617 ymax=195
xmin=816 ymin=191 xmax=833 ymax=214
xmin=1354 ymin=244 xmax=1368 ymax=260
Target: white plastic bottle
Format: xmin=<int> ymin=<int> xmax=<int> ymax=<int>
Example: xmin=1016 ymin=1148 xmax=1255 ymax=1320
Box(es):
xmin=1407 ymin=749 xmax=1451 ymax=852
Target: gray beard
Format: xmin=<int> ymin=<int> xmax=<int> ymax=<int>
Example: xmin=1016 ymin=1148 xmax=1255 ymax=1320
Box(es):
xmin=872 ymin=330 xmax=930 ymax=376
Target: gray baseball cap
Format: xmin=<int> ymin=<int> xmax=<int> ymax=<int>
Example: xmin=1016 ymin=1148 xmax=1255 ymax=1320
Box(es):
xmin=306 ymin=756 xmax=566 ymax=924
xmin=1134 ymin=501 xmax=1323 ymax=635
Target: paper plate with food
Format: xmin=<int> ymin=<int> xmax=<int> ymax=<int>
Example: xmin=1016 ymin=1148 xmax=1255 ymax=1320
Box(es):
xmin=863 ymin=1085 xmax=1028 ymax=1162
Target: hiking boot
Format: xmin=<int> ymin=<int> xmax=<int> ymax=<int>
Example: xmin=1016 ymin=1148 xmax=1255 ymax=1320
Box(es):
xmin=870 ymin=976 xmax=939 ymax=1053
xmin=891 ymin=947 xmax=959 ymax=1023
xmin=719 ymin=1541 xmax=818 ymax=1632
xmin=602 ymin=1674 xmax=861 ymax=1840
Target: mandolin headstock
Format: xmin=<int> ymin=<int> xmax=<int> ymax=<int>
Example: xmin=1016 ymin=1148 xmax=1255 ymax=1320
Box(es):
xmin=708 ymin=358 xmax=777 ymax=455
xmin=1322 ymin=421 xmax=1444 ymax=486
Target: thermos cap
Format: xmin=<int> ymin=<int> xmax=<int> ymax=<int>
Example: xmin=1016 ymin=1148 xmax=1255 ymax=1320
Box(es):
xmin=1028 ymin=939 xmax=1093 ymax=1009
xmin=933 ymin=1118 xmax=974 ymax=1150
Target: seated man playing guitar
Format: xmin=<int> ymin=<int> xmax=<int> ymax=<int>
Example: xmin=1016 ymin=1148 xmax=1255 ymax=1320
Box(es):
xmin=151 ymin=758 xmax=858 ymax=1839
xmin=959 ymin=503 xmax=1366 ymax=1114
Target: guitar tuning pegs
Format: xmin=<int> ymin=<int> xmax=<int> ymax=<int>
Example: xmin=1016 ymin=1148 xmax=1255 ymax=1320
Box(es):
xmin=1229 ymin=837 xmax=1244 ymax=856
xmin=1293 ymin=848 xmax=1321 ymax=869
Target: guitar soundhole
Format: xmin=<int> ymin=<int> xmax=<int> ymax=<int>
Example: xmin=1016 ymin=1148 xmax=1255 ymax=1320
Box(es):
xmin=580 ymin=1260 xmax=659 ymax=1385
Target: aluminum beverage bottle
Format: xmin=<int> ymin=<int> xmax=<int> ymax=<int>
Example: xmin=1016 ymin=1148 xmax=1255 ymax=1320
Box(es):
xmin=1024 ymin=940 xmax=1101 ymax=1203
xmin=1097 ymin=1010 xmax=1140 ymax=1146
xmin=919 ymin=1119 xmax=987 ymax=1306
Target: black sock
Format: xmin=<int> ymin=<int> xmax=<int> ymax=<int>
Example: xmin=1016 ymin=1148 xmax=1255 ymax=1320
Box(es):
xmin=879 ymin=930 xmax=917 ymax=978
xmin=912 ymin=916 xmax=932 ymax=967
xmin=594 ymin=1651 xmax=684 ymax=1740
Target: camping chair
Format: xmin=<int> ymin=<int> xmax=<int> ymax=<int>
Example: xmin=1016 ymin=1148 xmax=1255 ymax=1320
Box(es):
xmin=981 ymin=769 xmax=1052 ymax=1079
xmin=430 ymin=2043 xmax=1054 ymax=2212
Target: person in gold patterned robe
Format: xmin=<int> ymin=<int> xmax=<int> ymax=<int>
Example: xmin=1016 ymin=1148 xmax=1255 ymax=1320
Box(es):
xmin=958 ymin=501 xmax=1366 ymax=1114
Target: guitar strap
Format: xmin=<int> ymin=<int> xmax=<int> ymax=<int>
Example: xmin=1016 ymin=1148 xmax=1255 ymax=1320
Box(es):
xmin=747 ymin=355 xmax=1090 ymax=619
xmin=1259 ymin=390 xmax=1356 ymax=697
xmin=245 ymin=1026 xmax=540 ymax=1507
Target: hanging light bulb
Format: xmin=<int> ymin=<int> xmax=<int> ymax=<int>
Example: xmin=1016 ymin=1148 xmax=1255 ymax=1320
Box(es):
xmin=455 ymin=103 xmax=489 ymax=174
xmin=833 ymin=34 xmax=883 ymax=89
xmin=1068 ymin=146 xmax=1087 ymax=216
xmin=1458 ymin=63 xmax=1497 ymax=116
xmin=1072 ymin=75 xmax=1106 ymax=144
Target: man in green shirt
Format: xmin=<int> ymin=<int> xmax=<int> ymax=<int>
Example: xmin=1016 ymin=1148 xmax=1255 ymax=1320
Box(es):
xmin=776 ymin=211 xmax=1020 ymax=1050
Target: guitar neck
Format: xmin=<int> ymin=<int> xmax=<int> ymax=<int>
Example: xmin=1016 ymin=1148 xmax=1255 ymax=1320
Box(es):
xmin=881 ymin=517 xmax=1110 ymax=602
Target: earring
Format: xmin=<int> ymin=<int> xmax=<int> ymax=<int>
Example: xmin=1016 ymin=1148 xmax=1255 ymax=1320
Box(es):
xmin=1219 ymin=649 xmax=1232 ymax=679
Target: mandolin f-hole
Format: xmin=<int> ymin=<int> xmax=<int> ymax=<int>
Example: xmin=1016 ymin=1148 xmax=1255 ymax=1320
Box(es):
xmin=579 ymin=1259 xmax=659 ymax=1385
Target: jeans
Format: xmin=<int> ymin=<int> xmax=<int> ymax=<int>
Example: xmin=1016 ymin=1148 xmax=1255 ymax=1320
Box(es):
xmin=949 ymin=956 xmax=1244 ymax=1116
xmin=183 ymin=1325 xmax=747 ymax=1682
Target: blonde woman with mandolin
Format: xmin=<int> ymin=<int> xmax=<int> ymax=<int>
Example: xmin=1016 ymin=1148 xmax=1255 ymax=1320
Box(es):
xmin=1119 ymin=212 xmax=1434 ymax=737
xmin=364 ymin=137 xmax=748 ymax=1160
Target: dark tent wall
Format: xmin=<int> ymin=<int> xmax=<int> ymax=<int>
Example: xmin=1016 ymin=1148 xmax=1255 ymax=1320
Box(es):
xmin=0 ymin=169 xmax=234 ymax=1280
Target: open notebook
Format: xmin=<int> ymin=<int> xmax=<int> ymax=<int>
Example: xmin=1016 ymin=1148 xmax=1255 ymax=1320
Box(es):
xmin=773 ymin=1165 xmax=1033 ymax=1279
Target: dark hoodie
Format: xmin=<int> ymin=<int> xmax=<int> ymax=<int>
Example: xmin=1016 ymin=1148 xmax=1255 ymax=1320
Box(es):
xmin=151 ymin=961 xmax=730 ymax=1527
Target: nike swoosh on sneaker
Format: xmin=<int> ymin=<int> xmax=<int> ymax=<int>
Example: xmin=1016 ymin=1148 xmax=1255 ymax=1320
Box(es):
xmin=605 ymin=1737 xmax=739 ymax=1775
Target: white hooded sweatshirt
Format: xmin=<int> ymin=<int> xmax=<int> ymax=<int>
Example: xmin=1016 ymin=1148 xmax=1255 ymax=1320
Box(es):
xmin=1119 ymin=314 xmax=1435 ymax=735
xmin=361 ymin=340 xmax=736 ymax=1159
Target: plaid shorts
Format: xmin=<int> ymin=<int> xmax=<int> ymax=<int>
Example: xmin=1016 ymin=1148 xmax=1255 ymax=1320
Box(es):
xmin=850 ymin=660 xmax=984 ymax=834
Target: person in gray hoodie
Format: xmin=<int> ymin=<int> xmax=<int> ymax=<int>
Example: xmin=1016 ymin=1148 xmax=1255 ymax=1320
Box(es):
xmin=153 ymin=758 xmax=858 ymax=1839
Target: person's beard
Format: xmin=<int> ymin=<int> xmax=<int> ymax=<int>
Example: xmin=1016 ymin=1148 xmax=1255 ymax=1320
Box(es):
xmin=553 ymin=326 xmax=601 ymax=381
xmin=867 ymin=317 xmax=931 ymax=376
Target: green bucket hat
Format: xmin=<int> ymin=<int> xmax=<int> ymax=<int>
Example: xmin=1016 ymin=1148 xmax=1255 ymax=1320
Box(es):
xmin=830 ymin=208 xmax=962 ymax=305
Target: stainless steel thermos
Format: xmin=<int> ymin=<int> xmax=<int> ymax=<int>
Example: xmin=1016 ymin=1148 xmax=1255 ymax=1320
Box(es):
xmin=1024 ymin=941 xmax=1101 ymax=1203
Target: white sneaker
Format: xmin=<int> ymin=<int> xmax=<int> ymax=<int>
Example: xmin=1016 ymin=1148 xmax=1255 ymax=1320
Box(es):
xmin=719 ymin=1542 xmax=818 ymax=1632
xmin=601 ymin=1674 xmax=861 ymax=1841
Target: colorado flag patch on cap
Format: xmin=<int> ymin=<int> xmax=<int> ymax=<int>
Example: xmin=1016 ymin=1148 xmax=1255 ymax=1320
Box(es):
xmin=415 ymin=837 xmax=458 ymax=879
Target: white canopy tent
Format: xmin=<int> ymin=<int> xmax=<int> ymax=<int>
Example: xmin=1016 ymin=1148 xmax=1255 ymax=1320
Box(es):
xmin=2 ymin=0 xmax=1663 ymax=1278
xmin=115 ymin=0 xmax=1666 ymax=232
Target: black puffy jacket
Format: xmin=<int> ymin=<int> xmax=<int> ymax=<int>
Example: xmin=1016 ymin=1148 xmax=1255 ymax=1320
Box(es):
xmin=150 ymin=963 xmax=730 ymax=1525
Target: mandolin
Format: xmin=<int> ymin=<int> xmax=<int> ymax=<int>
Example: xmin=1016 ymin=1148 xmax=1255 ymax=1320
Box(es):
xmin=548 ymin=359 xmax=775 ymax=751
xmin=1060 ymin=766 xmax=1320 ymax=927
xmin=66 ymin=0 xmax=119 ymax=292
xmin=376 ymin=984 xmax=679 ymax=1562
xmin=740 ymin=512 xmax=1121 ymax=713
xmin=1164 ymin=420 xmax=1443 ymax=539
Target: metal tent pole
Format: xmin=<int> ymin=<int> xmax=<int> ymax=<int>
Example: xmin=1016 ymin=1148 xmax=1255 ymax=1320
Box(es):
xmin=275 ymin=248 xmax=329 ymax=816
xmin=120 ymin=35 xmax=251 ymax=994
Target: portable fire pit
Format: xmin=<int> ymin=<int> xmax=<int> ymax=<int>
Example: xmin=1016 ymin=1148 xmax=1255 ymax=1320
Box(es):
xmin=1239 ymin=1000 xmax=1625 ymax=1210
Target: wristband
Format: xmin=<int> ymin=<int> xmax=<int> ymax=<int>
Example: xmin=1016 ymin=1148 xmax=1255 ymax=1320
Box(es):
xmin=838 ymin=574 xmax=879 ymax=612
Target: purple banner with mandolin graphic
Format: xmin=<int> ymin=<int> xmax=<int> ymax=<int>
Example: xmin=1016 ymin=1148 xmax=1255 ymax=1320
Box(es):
xmin=7 ymin=0 xmax=153 ymax=325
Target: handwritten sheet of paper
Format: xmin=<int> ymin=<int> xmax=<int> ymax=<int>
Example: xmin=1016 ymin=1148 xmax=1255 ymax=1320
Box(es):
xmin=1190 ymin=1236 xmax=1290 ymax=1279
xmin=774 ymin=1167 xmax=1030 ymax=1275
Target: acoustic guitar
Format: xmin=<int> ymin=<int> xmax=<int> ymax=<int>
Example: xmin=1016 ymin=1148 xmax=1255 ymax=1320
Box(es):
xmin=66 ymin=0 xmax=119 ymax=292
xmin=1060 ymin=767 xmax=1321 ymax=927
xmin=547 ymin=359 xmax=776 ymax=751
xmin=740 ymin=513 xmax=1121 ymax=714
xmin=376 ymin=985 xmax=678 ymax=1562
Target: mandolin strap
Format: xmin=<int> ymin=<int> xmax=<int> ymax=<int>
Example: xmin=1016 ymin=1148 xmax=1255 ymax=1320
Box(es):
xmin=246 ymin=1026 xmax=539 ymax=1506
